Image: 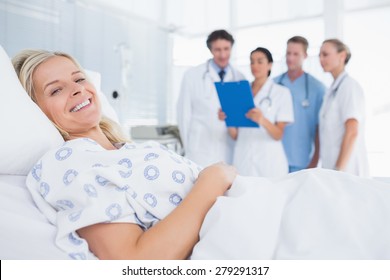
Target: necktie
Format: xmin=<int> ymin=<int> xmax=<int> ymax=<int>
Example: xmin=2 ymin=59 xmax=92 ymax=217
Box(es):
xmin=218 ymin=69 xmax=225 ymax=82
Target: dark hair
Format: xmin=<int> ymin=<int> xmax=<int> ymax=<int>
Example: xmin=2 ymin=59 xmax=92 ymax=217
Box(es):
xmin=206 ymin=30 xmax=235 ymax=50
xmin=287 ymin=36 xmax=309 ymax=53
xmin=322 ymin=38 xmax=352 ymax=65
xmin=250 ymin=47 xmax=273 ymax=76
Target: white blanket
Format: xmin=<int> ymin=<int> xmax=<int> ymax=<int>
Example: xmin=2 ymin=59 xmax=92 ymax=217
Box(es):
xmin=191 ymin=169 xmax=390 ymax=259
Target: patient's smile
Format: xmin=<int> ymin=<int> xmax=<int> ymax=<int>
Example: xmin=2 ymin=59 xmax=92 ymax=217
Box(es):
xmin=70 ymin=99 xmax=91 ymax=112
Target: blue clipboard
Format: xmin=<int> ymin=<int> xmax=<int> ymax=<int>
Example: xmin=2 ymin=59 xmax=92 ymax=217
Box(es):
xmin=215 ymin=80 xmax=259 ymax=127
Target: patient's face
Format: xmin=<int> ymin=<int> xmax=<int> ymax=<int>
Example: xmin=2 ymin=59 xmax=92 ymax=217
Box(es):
xmin=32 ymin=56 xmax=101 ymax=136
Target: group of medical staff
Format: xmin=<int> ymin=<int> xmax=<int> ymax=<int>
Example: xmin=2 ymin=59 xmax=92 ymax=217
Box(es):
xmin=176 ymin=30 xmax=369 ymax=178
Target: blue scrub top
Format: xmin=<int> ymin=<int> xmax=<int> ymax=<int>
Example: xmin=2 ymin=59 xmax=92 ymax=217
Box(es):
xmin=274 ymin=72 xmax=325 ymax=170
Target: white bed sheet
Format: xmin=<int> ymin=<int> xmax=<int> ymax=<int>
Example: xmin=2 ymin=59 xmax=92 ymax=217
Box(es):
xmin=1 ymin=170 xmax=390 ymax=260
xmin=0 ymin=174 xmax=70 ymax=259
xmin=191 ymin=169 xmax=390 ymax=259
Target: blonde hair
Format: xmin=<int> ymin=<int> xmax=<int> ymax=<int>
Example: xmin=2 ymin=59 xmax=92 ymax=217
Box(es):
xmin=12 ymin=49 xmax=129 ymax=143
xmin=323 ymin=39 xmax=351 ymax=65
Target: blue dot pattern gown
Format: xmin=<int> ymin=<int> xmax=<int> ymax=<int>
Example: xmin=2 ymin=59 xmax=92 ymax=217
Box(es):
xmin=26 ymin=138 xmax=202 ymax=259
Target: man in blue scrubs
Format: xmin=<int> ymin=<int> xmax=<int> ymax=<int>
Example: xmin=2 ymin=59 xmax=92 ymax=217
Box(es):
xmin=274 ymin=36 xmax=326 ymax=172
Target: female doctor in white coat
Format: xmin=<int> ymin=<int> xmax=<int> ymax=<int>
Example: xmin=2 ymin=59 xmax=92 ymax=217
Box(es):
xmin=319 ymin=39 xmax=369 ymax=176
xmin=219 ymin=47 xmax=294 ymax=177
xmin=177 ymin=30 xmax=245 ymax=167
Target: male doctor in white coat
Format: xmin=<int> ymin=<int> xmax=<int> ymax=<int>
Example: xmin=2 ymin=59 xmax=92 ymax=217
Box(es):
xmin=176 ymin=30 xmax=245 ymax=167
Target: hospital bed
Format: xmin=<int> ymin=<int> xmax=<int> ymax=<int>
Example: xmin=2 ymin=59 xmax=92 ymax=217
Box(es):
xmin=1 ymin=45 xmax=390 ymax=260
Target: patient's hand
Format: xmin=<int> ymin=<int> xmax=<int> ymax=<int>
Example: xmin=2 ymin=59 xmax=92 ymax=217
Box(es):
xmin=198 ymin=162 xmax=237 ymax=196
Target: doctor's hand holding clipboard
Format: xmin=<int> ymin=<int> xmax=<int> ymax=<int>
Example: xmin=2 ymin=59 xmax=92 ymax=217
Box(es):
xmin=215 ymin=80 xmax=260 ymax=129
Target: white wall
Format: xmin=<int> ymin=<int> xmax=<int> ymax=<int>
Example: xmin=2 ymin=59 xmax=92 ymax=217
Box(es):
xmin=0 ymin=0 xmax=170 ymax=129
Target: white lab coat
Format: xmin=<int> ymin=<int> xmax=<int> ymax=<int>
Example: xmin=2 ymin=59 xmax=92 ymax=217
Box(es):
xmin=319 ymin=72 xmax=369 ymax=177
xmin=233 ymin=79 xmax=294 ymax=177
xmin=177 ymin=60 xmax=245 ymax=167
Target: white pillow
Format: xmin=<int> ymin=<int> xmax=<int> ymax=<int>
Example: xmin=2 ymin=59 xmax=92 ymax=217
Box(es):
xmin=0 ymin=45 xmax=64 ymax=175
xmin=84 ymin=70 xmax=120 ymax=123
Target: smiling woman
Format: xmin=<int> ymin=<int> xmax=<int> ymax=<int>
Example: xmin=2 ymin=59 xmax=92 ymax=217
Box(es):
xmin=12 ymin=50 xmax=128 ymax=149
xmin=32 ymin=57 xmax=102 ymax=136
xmin=11 ymin=49 xmax=237 ymax=259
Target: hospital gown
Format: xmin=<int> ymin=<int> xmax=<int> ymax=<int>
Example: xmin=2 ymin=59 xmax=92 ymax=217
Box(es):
xmin=26 ymin=138 xmax=202 ymax=260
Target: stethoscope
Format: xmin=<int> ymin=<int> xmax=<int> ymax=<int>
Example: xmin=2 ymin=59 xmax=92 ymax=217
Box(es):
xmin=277 ymin=72 xmax=310 ymax=108
xmin=258 ymin=83 xmax=274 ymax=111
xmin=321 ymin=74 xmax=348 ymax=118
xmin=202 ymin=59 xmax=237 ymax=99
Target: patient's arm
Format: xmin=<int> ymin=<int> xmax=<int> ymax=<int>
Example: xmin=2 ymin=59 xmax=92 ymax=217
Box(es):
xmin=77 ymin=162 xmax=237 ymax=260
